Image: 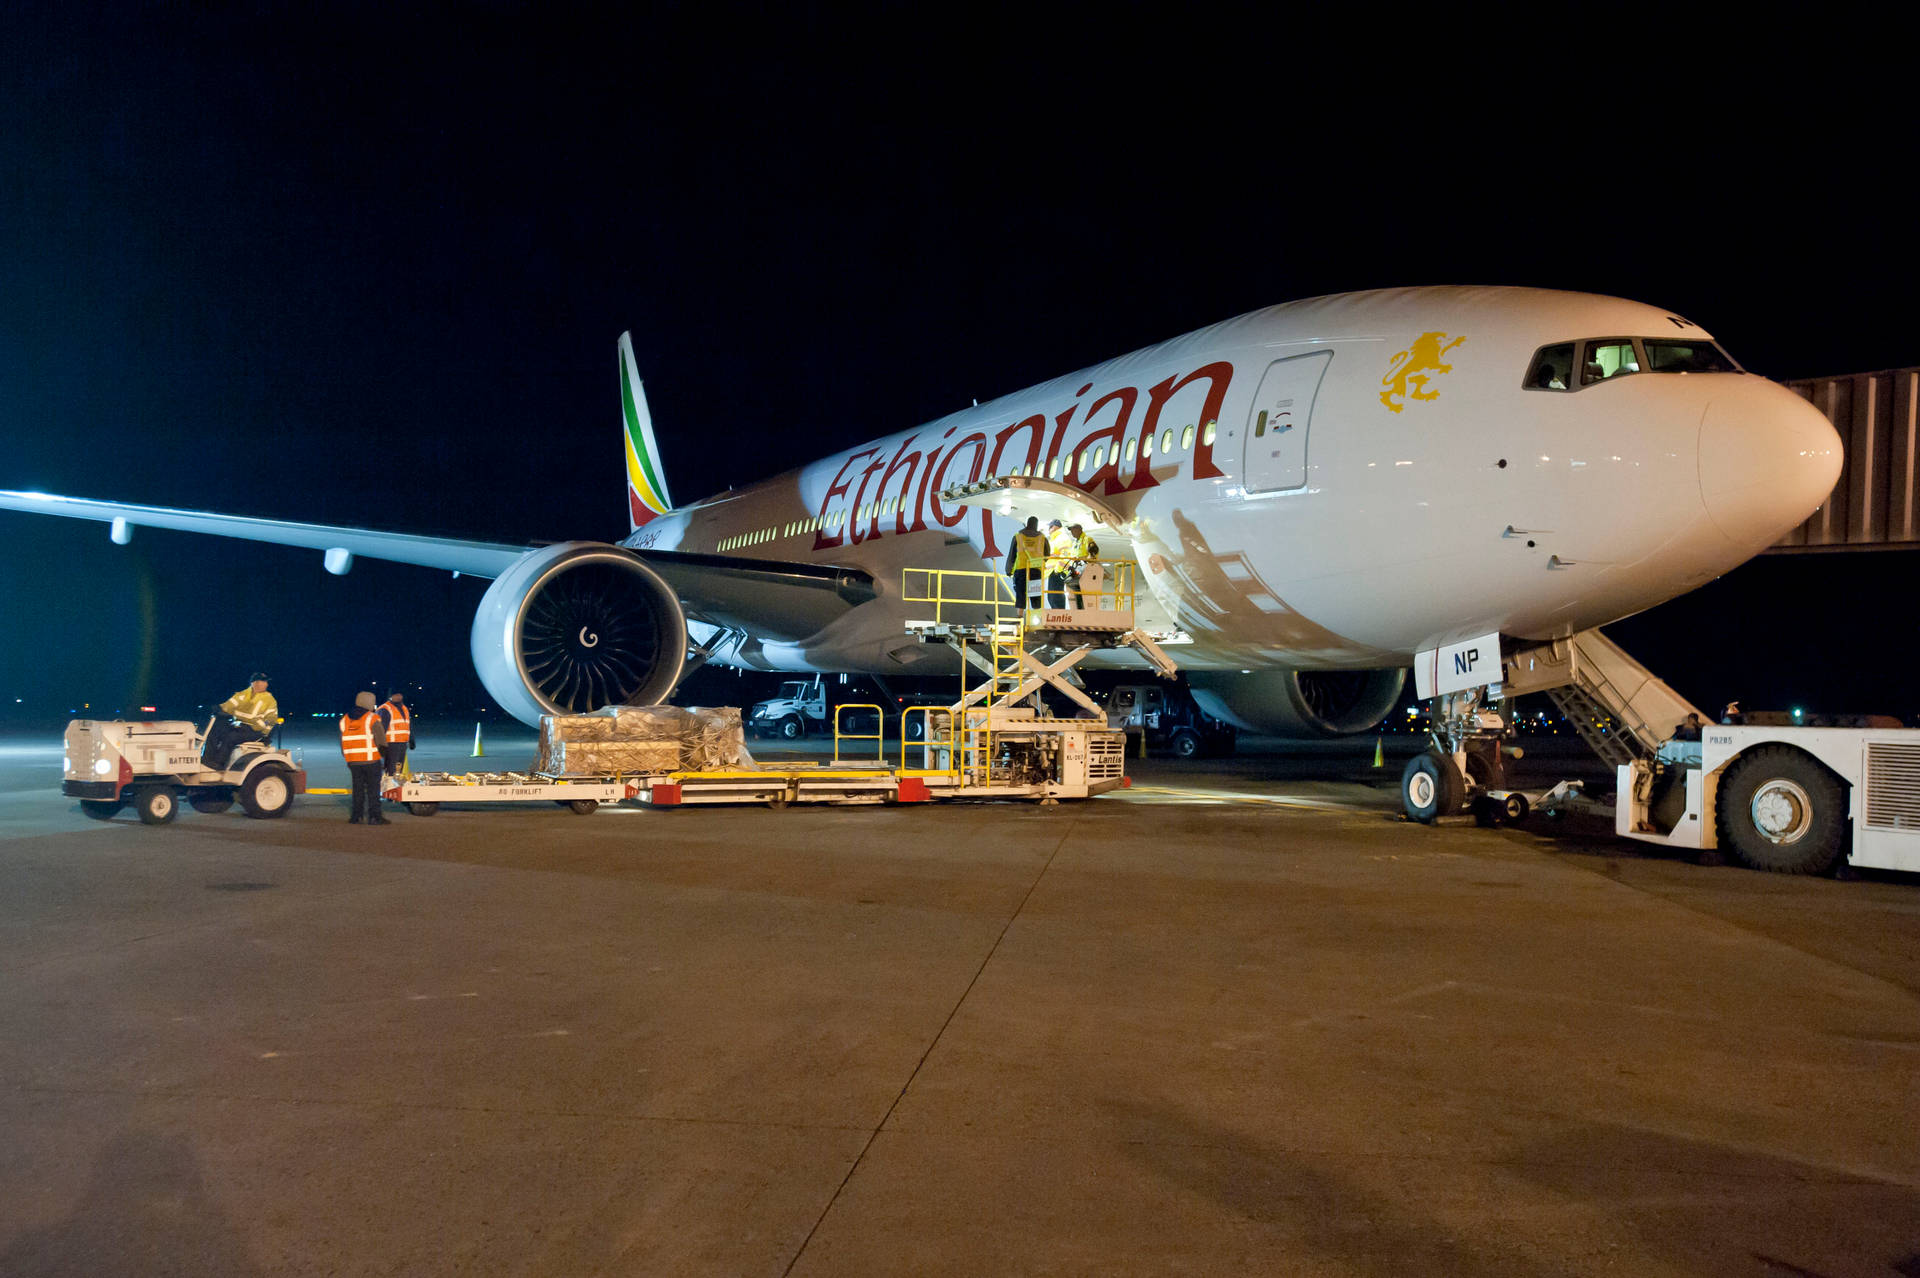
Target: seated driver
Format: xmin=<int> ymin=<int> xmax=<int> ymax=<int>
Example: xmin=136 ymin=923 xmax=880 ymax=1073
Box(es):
xmin=204 ymin=671 xmax=279 ymax=770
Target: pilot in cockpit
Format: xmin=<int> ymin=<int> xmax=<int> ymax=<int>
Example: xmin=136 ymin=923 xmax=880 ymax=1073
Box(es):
xmin=1581 ymin=345 xmax=1609 ymax=386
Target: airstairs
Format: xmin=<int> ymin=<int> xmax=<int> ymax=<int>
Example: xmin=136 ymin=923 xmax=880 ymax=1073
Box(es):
xmin=1507 ymin=628 xmax=1706 ymax=761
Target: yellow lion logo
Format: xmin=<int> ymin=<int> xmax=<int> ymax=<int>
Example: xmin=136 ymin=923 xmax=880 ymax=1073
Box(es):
xmin=1380 ymin=331 xmax=1465 ymax=413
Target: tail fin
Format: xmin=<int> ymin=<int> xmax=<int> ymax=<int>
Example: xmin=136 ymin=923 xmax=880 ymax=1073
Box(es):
xmin=619 ymin=332 xmax=673 ymax=530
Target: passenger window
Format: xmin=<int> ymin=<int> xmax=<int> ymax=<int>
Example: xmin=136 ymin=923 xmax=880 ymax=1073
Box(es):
xmin=1160 ymin=428 xmax=1172 ymax=454
xmin=1203 ymin=421 xmax=1216 ymax=447
xmin=1581 ymin=338 xmax=1639 ymax=387
xmin=1643 ymin=339 xmax=1739 ymax=374
xmin=1525 ymin=343 xmax=1573 ymax=391
xmin=1181 ymin=424 xmax=1194 ymax=450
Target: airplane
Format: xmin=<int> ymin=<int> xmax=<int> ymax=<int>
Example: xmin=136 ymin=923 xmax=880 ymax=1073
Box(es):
xmin=0 ymin=286 xmax=1842 ymax=815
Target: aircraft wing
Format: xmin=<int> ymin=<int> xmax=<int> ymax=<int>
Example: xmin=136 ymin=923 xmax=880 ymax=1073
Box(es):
xmin=0 ymin=489 xmax=873 ymax=639
xmin=0 ymin=489 xmax=528 ymax=578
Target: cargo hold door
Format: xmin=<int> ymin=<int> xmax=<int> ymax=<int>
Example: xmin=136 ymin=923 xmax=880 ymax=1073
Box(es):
xmin=1242 ymin=351 xmax=1332 ymax=493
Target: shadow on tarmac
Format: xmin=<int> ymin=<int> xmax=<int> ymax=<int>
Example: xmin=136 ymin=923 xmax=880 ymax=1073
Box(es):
xmin=0 ymin=1129 xmax=264 ymax=1278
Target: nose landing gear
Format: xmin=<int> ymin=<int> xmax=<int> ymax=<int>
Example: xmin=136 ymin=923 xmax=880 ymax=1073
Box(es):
xmin=1402 ymin=687 xmax=1516 ymax=823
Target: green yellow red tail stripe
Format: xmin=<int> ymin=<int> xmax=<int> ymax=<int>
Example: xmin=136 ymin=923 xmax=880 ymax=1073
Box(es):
xmin=619 ymin=332 xmax=673 ymax=529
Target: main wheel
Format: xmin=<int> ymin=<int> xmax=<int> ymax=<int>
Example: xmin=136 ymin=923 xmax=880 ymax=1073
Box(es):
xmin=778 ymin=716 xmax=804 ymax=741
xmin=239 ymin=767 xmax=293 ymax=819
xmin=1402 ymin=752 xmax=1465 ymax=823
xmin=567 ymin=799 xmax=599 ymax=815
xmin=1167 ymin=729 xmax=1202 ymax=760
xmin=134 ymin=786 xmax=179 ymax=825
xmin=1715 ymin=746 xmax=1847 ymax=874
xmin=190 ymin=793 xmax=235 ymax=814
xmin=80 ymin=798 xmax=124 ymax=820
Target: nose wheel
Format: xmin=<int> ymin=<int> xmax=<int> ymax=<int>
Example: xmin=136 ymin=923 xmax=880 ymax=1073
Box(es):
xmin=1402 ymin=751 xmax=1465 ymax=822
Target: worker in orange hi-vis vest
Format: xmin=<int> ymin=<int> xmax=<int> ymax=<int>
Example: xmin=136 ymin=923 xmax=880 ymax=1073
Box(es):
xmin=378 ymin=691 xmax=412 ymax=778
xmin=340 ymin=692 xmax=389 ymax=825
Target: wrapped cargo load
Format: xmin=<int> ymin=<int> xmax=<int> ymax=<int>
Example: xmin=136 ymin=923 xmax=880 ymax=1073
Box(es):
xmin=537 ymin=705 xmax=749 ymax=775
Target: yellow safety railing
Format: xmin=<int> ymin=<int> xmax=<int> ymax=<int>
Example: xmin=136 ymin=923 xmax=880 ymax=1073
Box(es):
xmin=899 ymin=705 xmax=960 ymax=777
xmin=900 ymin=566 xmax=1021 ymax=785
xmin=832 ymin=703 xmax=883 ymax=762
xmin=1065 ymin=558 xmax=1136 ymax=613
xmin=901 ymin=566 xmax=1015 ymax=622
xmin=896 ymin=558 xmax=1135 ymax=788
xmin=1022 ymin=557 xmax=1137 ymax=622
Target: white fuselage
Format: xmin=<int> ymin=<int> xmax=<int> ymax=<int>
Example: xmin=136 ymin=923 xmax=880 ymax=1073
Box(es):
xmin=623 ymin=287 xmax=1841 ymax=676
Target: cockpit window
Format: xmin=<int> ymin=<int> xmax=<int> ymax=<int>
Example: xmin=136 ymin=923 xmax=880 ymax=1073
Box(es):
xmin=1525 ymin=343 xmax=1573 ymax=391
xmin=1580 ymin=339 xmax=1641 ymax=386
xmin=1643 ymin=339 xmax=1739 ymax=374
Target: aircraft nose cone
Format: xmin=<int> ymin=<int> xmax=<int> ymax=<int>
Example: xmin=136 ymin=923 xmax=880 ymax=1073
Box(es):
xmin=1698 ymin=384 xmax=1842 ymax=548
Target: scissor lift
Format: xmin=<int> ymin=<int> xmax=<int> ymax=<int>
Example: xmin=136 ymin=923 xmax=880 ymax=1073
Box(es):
xmin=882 ymin=560 xmax=1175 ymax=802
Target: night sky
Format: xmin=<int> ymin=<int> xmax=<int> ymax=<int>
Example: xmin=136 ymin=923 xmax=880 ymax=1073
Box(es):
xmin=4 ymin=9 xmax=1915 ymax=727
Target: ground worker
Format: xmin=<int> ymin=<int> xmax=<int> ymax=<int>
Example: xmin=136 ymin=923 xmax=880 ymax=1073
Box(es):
xmin=204 ymin=672 xmax=279 ymax=771
xmin=1006 ymin=516 xmax=1050 ymax=612
xmin=1044 ymin=519 xmax=1073 ymax=608
xmin=378 ymin=691 xmax=412 ymax=777
xmin=1064 ymin=522 xmax=1100 ymax=607
xmin=340 ymin=691 xmax=390 ymax=824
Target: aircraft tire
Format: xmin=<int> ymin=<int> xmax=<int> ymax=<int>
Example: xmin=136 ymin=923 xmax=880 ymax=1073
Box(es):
xmin=1463 ymin=744 xmax=1507 ymax=792
xmin=135 ymin=786 xmax=179 ymax=825
xmin=1715 ymin=746 xmax=1847 ymax=875
xmin=1402 ymin=752 xmax=1464 ymax=823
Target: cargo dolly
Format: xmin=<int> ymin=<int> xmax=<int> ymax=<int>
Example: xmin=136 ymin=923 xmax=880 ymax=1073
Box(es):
xmin=385 ymin=771 xmax=638 ymax=816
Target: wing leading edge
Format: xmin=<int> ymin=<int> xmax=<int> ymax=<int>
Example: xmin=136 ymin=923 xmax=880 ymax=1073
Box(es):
xmin=0 ymin=490 xmax=528 ymax=579
xmin=0 ymin=489 xmax=878 ymax=643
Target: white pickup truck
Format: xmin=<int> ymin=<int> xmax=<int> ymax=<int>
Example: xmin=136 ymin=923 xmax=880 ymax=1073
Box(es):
xmin=63 ymin=718 xmax=306 ymax=825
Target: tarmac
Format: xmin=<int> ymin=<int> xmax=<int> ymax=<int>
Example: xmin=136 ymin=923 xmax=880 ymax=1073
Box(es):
xmin=0 ymin=723 xmax=1916 ymax=1276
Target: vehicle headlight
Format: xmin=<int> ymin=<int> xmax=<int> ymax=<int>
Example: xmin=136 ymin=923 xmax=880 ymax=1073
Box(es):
xmin=63 ymin=754 xmax=72 ymax=773
xmin=93 ymin=758 xmax=113 ymax=775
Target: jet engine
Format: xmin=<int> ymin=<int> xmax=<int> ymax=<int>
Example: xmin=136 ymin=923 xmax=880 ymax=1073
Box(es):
xmin=1186 ymin=668 xmax=1406 ymax=738
xmin=471 ymin=542 xmax=687 ymax=726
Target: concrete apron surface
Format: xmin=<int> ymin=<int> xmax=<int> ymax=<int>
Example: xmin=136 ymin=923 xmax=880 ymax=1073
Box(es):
xmin=0 ymin=731 xmax=1916 ymax=1276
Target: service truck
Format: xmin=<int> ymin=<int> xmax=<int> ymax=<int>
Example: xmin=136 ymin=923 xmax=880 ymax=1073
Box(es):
xmin=1617 ymin=724 xmax=1920 ymax=874
xmin=1105 ymin=683 xmax=1237 ymax=758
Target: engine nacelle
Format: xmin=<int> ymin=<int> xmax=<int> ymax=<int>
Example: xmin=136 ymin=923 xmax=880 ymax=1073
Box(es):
xmin=1187 ymin=668 xmax=1405 ymax=738
xmin=471 ymin=542 xmax=687 ymax=726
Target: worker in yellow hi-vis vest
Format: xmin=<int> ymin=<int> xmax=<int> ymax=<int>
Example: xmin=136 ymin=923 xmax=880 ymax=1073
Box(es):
xmin=1043 ymin=519 xmax=1074 ymax=608
xmin=1004 ymin=516 xmax=1050 ymax=612
xmin=204 ymin=671 xmax=279 ymax=771
xmin=1064 ymin=522 xmax=1100 ymax=608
